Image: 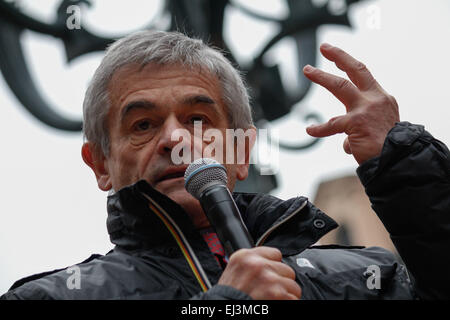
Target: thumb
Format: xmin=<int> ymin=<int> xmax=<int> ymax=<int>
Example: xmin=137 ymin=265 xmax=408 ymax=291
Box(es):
xmin=306 ymin=115 xmax=348 ymax=138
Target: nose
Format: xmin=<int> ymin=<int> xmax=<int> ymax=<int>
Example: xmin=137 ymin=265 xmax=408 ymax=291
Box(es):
xmin=156 ymin=114 xmax=191 ymax=157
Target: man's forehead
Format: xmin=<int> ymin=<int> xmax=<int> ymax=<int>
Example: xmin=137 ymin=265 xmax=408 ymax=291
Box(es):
xmin=106 ymin=62 xmax=225 ymax=120
xmin=110 ymin=62 xmax=217 ymax=86
xmin=108 ymin=63 xmax=220 ymax=102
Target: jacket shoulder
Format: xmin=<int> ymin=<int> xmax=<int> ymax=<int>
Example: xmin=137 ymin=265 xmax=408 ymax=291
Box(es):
xmin=1 ymin=248 xmax=188 ymax=300
xmin=286 ymin=245 xmax=416 ymax=299
xmin=1 ymin=254 xmax=103 ymax=300
xmin=303 ymin=245 xmax=399 ymax=270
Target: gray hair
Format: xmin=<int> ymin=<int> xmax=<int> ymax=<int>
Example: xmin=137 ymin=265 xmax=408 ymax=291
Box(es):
xmin=82 ymin=30 xmax=253 ymax=156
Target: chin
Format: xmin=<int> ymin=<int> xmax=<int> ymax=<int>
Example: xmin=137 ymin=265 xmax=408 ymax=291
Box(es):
xmin=165 ymin=189 xmax=195 ymax=206
xmin=154 ymin=178 xmax=207 ymax=226
xmin=155 ymin=178 xmax=196 ymax=206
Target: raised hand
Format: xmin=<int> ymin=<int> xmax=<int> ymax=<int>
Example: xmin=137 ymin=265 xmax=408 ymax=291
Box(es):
xmin=303 ymin=43 xmax=400 ymax=165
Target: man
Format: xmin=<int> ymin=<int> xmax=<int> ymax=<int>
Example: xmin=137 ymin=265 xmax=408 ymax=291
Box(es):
xmin=2 ymin=30 xmax=449 ymax=300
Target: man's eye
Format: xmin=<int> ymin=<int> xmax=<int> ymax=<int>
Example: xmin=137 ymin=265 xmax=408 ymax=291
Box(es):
xmin=189 ymin=115 xmax=206 ymax=124
xmin=133 ymin=120 xmax=151 ymax=132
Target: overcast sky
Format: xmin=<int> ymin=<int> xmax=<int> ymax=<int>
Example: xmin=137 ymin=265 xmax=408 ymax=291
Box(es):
xmin=1 ymin=0 xmax=449 ymax=293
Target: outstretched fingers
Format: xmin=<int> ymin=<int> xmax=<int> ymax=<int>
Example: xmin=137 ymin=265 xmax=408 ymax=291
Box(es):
xmin=319 ymin=43 xmax=378 ymax=92
xmin=302 ymin=43 xmax=400 ymax=164
xmin=303 ymin=65 xmax=360 ymax=111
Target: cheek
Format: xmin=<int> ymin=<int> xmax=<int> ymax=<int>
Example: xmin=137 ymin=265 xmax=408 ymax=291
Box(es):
xmin=108 ymin=155 xmax=137 ymax=189
xmin=108 ymin=144 xmax=153 ymax=188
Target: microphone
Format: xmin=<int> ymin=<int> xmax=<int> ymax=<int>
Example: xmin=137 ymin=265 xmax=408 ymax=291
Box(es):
xmin=184 ymin=158 xmax=255 ymax=256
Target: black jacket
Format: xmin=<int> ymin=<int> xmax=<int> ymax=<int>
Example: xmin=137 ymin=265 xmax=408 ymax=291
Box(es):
xmin=1 ymin=122 xmax=449 ymax=300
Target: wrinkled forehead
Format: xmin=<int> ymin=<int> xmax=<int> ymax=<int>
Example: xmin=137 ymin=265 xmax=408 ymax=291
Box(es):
xmin=109 ymin=62 xmax=220 ymax=99
xmin=105 ymin=62 xmax=228 ymax=122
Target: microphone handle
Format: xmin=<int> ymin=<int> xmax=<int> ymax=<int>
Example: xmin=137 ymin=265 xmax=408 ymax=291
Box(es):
xmin=199 ymin=184 xmax=255 ymax=256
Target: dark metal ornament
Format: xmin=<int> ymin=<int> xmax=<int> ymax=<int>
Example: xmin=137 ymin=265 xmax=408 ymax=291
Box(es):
xmin=0 ymin=0 xmax=361 ymax=192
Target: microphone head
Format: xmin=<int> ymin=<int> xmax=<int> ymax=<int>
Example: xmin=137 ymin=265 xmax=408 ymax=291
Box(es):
xmin=184 ymin=158 xmax=227 ymax=200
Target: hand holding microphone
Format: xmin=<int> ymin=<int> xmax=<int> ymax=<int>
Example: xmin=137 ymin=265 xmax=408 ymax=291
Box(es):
xmin=184 ymin=158 xmax=301 ymax=300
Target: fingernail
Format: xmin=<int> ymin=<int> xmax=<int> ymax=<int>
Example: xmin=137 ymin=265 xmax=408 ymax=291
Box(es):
xmin=303 ymin=65 xmax=314 ymax=73
xmin=321 ymin=43 xmax=332 ymax=49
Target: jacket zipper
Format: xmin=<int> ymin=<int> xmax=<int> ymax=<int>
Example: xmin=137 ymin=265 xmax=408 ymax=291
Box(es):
xmin=142 ymin=192 xmax=307 ymax=290
xmin=255 ymin=200 xmax=308 ymax=246
xmin=141 ymin=192 xmax=212 ymax=291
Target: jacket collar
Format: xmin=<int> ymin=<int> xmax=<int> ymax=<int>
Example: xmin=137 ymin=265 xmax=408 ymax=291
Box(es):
xmin=106 ymin=180 xmax=338 ymax=255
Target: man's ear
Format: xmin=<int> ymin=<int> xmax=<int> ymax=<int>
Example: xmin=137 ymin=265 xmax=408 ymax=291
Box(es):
xmin=236 ymin=126 xmax=257 ymax=181
xmin=81 ymin=142 xmax=112 ymax=191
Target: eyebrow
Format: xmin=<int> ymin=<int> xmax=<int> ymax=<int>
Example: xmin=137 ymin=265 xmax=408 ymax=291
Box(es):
xmin=120 ymin=94 xmax=219 ymax=122
xmin=120 ymin=100 xmax=156 ymax=122
xmin=181 ymin=94 xmax=222 ymax=118
xmin=181 ymin=94 xmax=216 ymax=106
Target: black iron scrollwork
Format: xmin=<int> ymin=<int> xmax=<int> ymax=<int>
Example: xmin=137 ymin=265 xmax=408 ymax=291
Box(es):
xmin=0 ymin=0 xmax=362 ymax=192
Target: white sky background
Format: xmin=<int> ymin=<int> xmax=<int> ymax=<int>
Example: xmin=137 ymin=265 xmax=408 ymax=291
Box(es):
xmin=0 ymin=0 xmax=449 ymax=293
